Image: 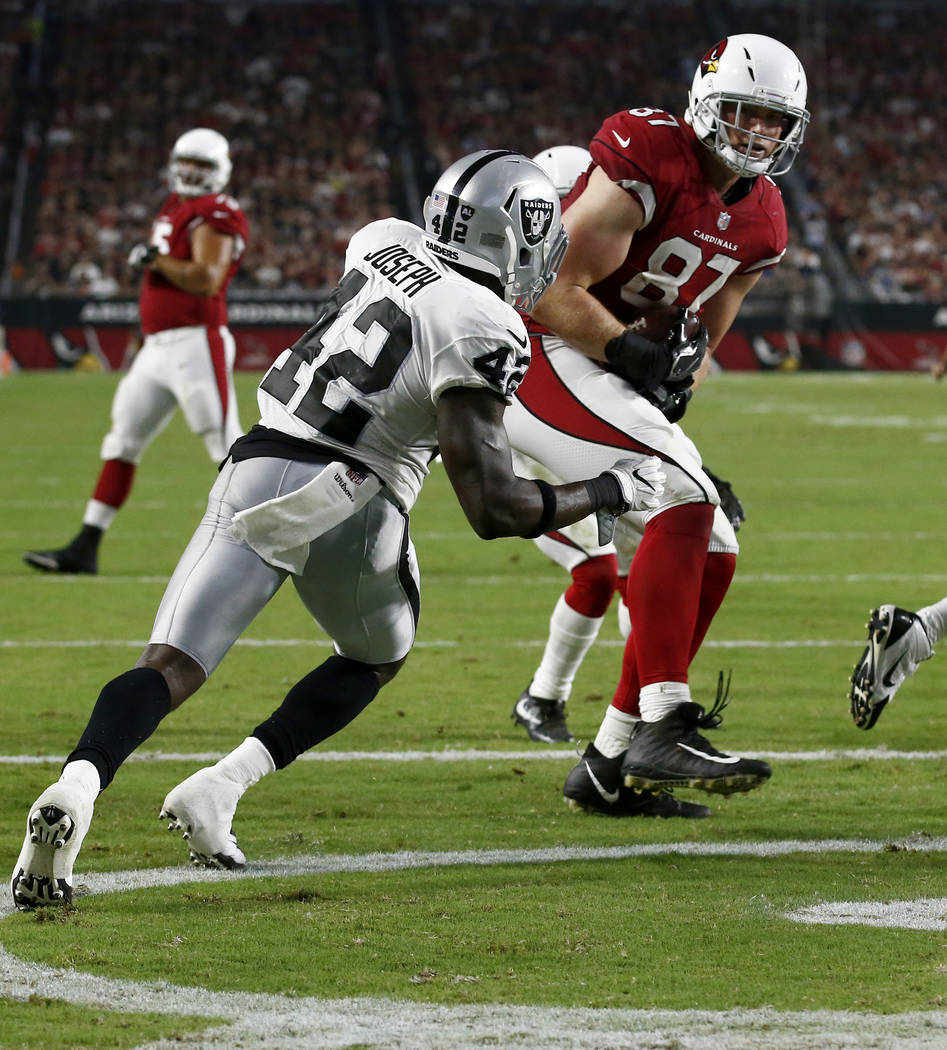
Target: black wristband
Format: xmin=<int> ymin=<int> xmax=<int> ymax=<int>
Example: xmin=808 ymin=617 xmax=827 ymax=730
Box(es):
xmin=522 ymin=479 xmax=558 ymax=538
xmin=584 ymin=471 xmax=623 ymax=511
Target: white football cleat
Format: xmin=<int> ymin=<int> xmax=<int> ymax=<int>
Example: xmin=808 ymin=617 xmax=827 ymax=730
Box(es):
xmin=160 ymin=767 xmax=247 ymax=869
xmin=11 ymin=781 xmax=94 ymax=910
xmin=850 ymin=604 xmax=934 ymax=729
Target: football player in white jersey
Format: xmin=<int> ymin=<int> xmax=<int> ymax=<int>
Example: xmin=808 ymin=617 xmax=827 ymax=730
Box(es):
xmin=12 ymin=150 xmax=668 ymax=909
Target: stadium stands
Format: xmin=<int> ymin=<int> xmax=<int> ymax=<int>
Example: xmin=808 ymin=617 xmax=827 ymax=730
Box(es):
xmin=1 ymin=0 xmax=943 ymax=306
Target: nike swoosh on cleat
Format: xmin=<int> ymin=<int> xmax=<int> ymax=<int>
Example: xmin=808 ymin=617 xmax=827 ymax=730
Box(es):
xmin=881 ymin=653 xmax=905 ymax=689
xmin=676 ymin=743 xmax=742 ymax=764
xmin=583 ymin=761 xmax=620 ymax=803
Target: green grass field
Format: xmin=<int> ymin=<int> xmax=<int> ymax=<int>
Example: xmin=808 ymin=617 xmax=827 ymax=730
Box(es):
xmin=1 ymin=368 xmax=945 ymax=1049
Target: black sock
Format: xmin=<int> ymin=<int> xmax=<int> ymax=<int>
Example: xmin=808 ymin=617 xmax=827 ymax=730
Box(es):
xmin=73 ymin=524 xmax=103 ymax=555
xmin=66 ymin=667 xmax=172 ymax=789
xmin=252 ymin=655 xmax=381 ymax=769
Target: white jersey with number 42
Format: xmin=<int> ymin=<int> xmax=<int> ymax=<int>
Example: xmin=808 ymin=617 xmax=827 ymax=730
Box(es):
xmin=257 ymin=218 xmax=530 ymax=511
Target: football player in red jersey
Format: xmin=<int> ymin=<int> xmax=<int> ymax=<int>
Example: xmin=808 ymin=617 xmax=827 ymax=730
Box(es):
xmin=24 ymin=128 xmax=248 ymax=575
xmin=504 ymin=34 xmax=810 ymax=815
xmin=512 ymin=148 xmax=745 ymax=752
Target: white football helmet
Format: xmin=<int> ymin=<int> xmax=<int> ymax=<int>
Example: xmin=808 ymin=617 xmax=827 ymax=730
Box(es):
xmin=168 ymin=127 xmax=232 ymax=196
xmin=531 ymin=145 xmax=592 ymax=198
xmin=684 ymin=34 xmax=809 ymax=177
xmin=422 ymin=149 xmax=568 ymax=313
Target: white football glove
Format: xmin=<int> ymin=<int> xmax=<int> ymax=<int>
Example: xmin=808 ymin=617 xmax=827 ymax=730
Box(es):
xmin=594 ymin=455 xmax=666 ymax=545
xmin=127 ymin=243 xmax=159 ymax=272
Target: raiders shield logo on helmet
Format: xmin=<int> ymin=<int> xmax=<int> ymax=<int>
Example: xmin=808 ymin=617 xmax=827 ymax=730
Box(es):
xmin=520 ymin=199 xmax=554 ymax=246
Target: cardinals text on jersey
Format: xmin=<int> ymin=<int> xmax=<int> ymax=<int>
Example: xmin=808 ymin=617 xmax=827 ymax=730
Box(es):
xmin=255 ymin=218 xmax=531 ymax=511
xmin=139 ymin=192 xmax=249 ymax=334
xmin=556 ymin=107 xmax=788 ymax=322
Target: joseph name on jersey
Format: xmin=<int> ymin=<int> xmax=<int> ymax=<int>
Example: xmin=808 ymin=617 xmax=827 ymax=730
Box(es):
xmin=139 ymin=192 xmax=249 ymax=334
xmin=257 ymin=218 xmax=531 ymax=511
xmin=566 ymin=107 xmax=788 ymax=320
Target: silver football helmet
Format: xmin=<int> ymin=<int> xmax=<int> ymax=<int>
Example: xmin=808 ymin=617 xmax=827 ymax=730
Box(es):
xmin=531 ymin=145 xmax=592 ymax=198
xmin=168 ymin=127 xmax=232 ymax=196
xmin=422 ymin=150 xmax=568 ymax=313
xmin=684 ymin=34 xmax=809 ymax=177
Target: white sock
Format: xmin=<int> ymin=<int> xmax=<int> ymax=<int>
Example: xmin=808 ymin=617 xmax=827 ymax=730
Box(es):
xmin=530 ymin=595 xmax=604 ymax=702
xmin=84 ymin=499 xmax=118 ymax=531
xmin=639 ymin=682 xmax=691 ymax=722
xmin=59 ymin=759 xmax=102 ymax=798
xmin=213 ymin=737 xmax=276 ymax=790
xmin=593 ymin=706 xmax=639 ymax=758
xmin=917 ymin=597 xmax=947 ymax=647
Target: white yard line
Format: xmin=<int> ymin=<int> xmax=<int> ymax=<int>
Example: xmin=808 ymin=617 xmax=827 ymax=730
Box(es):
xmin=0 ymin=636 xmax=890 ymax=650
xmin=2 ymin=845 xmax=946 ymax=1050
xmin=9 ymin=570 xmax=947 ymax=586
xmin=2 ymin=747 xmax=945 ymax=765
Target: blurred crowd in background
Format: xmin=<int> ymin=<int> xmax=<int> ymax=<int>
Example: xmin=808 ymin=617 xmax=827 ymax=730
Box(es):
xmin=1 ymin=0 xmax=943 ymax=307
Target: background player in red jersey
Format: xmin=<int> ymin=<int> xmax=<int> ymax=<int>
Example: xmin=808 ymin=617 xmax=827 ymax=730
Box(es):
xmin=504 ymin=34 xmax=810 ymax=815
xmin=24 ymin=128 xmax=248 ymax=575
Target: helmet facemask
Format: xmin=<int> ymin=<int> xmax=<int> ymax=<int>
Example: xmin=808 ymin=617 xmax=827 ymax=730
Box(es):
xmin=696 ymin=92 xmax=808 ymax=177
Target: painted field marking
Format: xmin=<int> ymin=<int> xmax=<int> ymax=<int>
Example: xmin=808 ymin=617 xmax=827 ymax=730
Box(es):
xmin=10 ymin=570 xmax=947 ymax=587
xmin=2 ymin=843 xmax=946 ymax=1050
xmin=1 ymin=747 xmax=945 ymax=766
xmin=0 ymin=636 xmax=905 ymax=651
xmin=788 ymin=898 xmax=947 ymax=931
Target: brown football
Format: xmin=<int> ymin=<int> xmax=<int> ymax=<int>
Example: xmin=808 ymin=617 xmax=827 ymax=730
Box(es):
xmin=625 ymin=304 xmax=701 ymax=343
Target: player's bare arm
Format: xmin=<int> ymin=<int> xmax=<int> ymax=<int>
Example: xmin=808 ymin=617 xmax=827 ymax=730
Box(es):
xmin=689 ymin=270 xmax=762 ymax=387
xmin=436 ymin=386 xmax=625 ymax=540
xmin=151 ymin=222 xmax=235 ymax=296
xmin=529 ymin=167 xmax=644 ymax=361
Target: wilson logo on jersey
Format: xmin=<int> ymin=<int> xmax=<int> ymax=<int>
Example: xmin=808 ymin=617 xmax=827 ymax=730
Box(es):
xmin=520 ymin=199 xmax=554 ymax=246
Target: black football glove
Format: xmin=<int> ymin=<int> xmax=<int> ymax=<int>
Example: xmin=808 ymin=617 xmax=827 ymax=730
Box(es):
xmin=704 ymin=467 xmax=746 ymax=531
xmin=127 ymin=243 xmax=159 ymax=273
xmin=654 ymin=383 xmax=693 ymax=423
xmin=604 ymin=308 xmax=708 ymax=398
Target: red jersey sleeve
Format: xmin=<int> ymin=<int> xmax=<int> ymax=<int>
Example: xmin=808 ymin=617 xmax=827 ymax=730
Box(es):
xmin=192 ymin=193 xmax=249 ymax=254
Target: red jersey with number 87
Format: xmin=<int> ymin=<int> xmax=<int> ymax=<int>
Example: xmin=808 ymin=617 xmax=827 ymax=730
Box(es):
xmin=139 ymin=192 xmax=249 ymax=334
xmin=561 ymin=107 xmax=787 ymax=322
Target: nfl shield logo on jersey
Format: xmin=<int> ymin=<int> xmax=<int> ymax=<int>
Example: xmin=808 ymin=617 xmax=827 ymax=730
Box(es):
xmin=717 ymin=211 xmax=732 ymax=231
xmin=520 ymin=199 xmax=554 ymax=246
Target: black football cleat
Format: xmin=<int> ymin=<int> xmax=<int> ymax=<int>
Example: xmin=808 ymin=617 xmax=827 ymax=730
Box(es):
xmin=620 ymin=674 xmax=770 ymax=796
xmin=24 ymin=533 xmax=98 ymax=575
xmin=564 ymin=742 xmax=710 ymax=818
xmin=512 ymin=688 xmax=573 ymax=742
xmin=24 ymin=546 xmax=97 ymax=574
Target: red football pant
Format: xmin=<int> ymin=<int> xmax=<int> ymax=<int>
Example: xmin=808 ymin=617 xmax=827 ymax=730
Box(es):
xmin=92 ymin=459 xmax=136 ymax=510
xmin=564 ymin=553 xmax=619 ymax=618
xmin=612 ymin=504 xmax=735 ymax=715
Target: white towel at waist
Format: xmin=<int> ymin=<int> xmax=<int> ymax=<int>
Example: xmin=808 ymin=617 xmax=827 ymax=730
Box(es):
xmin=228 ymin=460 xmax=381 ymax=574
